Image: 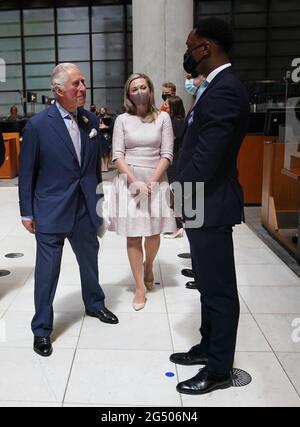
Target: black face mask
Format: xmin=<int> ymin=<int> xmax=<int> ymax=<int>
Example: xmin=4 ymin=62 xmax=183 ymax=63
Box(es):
xmin=183 ymin=43 xmax=205 ymax=78
xmin=162 ymin=93 xmax=171 ymax=102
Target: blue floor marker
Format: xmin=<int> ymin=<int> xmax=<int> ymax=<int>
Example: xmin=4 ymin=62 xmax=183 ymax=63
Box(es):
xmin=165 ymin=372 xmax=175 ymax=377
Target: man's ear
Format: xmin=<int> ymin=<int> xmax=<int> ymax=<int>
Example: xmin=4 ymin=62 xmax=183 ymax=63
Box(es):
xmin=54 ymin=85 xmax=64 ymax=97
xmin=203 ymin=41 xmax=211 ymax=56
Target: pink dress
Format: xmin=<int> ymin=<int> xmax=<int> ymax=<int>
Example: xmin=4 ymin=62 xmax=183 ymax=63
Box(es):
xmin=109 ymin=112 xmax=177 ymax=237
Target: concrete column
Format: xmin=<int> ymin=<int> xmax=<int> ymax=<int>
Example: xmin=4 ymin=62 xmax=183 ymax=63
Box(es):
xmin=132 ymin=0 xmax=194 ymax=110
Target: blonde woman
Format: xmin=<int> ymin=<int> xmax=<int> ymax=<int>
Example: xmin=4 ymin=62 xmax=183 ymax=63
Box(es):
xmin=109 ymin=73 xmax=177 ymax=310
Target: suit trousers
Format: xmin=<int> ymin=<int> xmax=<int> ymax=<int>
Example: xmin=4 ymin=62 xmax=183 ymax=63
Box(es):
xmin=32 ymin=193 xmax=105 ymax=336
xmin=185 ymin=225 xmax=240 ymax=376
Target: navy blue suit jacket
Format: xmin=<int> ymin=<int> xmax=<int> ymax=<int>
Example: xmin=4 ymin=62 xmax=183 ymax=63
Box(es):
xmin=176 ymin=67 xmax=250 ymax=227
xmin=19 ymin=103 xmax=103 ymax=233
xmin=0 ymin=132 xmax=5 ymax=167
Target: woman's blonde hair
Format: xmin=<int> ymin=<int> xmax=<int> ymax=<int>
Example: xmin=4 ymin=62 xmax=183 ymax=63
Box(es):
xmin=123 ymin=73 xmax=159 ymax=123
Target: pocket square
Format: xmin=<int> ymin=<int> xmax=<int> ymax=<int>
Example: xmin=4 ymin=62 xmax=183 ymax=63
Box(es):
xmin=89 ymin=128 xmax=98 ymax=139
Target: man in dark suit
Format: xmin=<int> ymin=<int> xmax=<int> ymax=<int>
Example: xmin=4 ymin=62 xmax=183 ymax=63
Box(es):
xmin=0 ymin=132 xmax=5 ymax=167
xmin=19 ymin=63 xmax=118 ymax=357
xmin=170 ymin=18 xmax=250 ymax=394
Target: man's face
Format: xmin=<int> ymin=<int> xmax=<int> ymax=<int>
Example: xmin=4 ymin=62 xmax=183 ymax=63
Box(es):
xmin=58 ymin=68 xmax=86 ymax=110
xmin=185 ymin=29 xmax=207 ymax=75
xmin=162 ymin=86 xmax=175 ymax=98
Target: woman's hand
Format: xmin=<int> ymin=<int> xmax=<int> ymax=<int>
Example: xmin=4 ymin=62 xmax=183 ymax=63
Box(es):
xmin=130 ymin=181 xmax=150 ymax=199
xmin=146 ymin=181 xmax=158 ymax=195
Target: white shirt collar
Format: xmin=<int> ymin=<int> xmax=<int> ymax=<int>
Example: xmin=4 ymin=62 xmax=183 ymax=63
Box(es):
xmin=206 ymin=63 xmax=232 ymax=84
xmin=56 ymin=101 xmax=77 ymax=119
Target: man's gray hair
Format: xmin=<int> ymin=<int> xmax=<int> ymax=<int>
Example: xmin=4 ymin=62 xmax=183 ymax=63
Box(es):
xmin=51 ymin=63 xmax=80 ymax=92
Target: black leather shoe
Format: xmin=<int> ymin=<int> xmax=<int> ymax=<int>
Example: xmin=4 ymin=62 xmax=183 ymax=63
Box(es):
xmin=185 ymin=281 xmax=197 ymax=290
xmin=33 ymin=336 xmax=53 ymax=357
xmin=181 ymin=268 xmax=194 ymax=278
xmin=86 ymin=307 xmax=119 ymax=324
xmin=177 ymin=367 xmax=232 ymax=395
xmin=170 ymin=344 xmax=208 ymax=366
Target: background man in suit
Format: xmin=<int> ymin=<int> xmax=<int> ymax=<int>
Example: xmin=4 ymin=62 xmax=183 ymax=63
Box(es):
xmin=0 ymin=132 xmax=5 ymax=167
xmin=19 ymin=63 xmax=118 ymax=357
xmin=170 ymin=18 xmax=250 ymax=395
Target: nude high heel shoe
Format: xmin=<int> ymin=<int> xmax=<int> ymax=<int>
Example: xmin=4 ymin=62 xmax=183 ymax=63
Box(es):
xmin=144 ymin=281 xmax=154 ymax=291
xmin=143 ymin=262 xmax=154 ymax=291
xmin=133 ymin=297 xmax=147 ymax=311
xmin=133 ymin=287 xmax=147 ymax=311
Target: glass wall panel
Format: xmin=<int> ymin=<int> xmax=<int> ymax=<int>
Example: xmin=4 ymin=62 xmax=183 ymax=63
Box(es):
xmin=23 ymin=9 xmax=54 ymax=36
xmin=25 ymin=63 xmax=55 ymax=90
xmin=0 ymin=92 xmax=22 ymax=117
xmin=0 ymin=10 xmax=20 ymax=37
xmin=0 ymin=38 xmax=21 ymax=64
xmin=24 ymin=36 xmax=55 ymax=63
xmin=93 ymin=61 xmax=125 ymax=87
xmin=127 ymin=5 xmax=132 ymax=32
xmin=2 ymin=64 xmax=22 ymax=91
xmin=198 ymin=1 xmax=231 ymax=15
xmin=94 ymin=88 xmax=123 ymax=113
xmin=58 ymin=35 xmax=89 ymax=62
xmin=92 ymin=33 xmax=124 ymax=60
xmin=235 ymin=0 xmax=267 ymax=13
xmin=57 ymin=7 xmax=89 ymax=34
xmin=92 ymin=6 xmax=124 ymax=33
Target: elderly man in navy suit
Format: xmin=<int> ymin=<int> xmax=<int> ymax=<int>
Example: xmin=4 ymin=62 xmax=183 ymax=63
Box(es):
xmin=0 ymin=132 xmax=5 ymax=167
xmin=170 ymin=18 xmax=250 ymax=394
xmin=19 ymin=63 xmax=118 ymax=357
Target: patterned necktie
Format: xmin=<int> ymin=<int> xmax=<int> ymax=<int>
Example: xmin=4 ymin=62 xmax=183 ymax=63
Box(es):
xmin=196 ymin=79 xmax=209 ymax=100
xmin=67 ymin=113 xmax=81 ymax=166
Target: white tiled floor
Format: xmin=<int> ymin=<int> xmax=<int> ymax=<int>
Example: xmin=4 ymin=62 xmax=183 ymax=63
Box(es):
xmin=1 ymin=186 xmax=300 ymax=407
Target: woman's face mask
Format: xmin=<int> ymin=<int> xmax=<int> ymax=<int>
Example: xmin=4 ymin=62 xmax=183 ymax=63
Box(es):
xmin=185 ymin=79 xmax=198 ymax=96
xmin=129 ymin=80 xmax=150 ymax=106
xmin=130 ymin=90 xmax=150 ymax=106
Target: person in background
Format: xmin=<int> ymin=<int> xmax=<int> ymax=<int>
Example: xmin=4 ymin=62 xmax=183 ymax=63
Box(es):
xmin=185 ymin=74 xmax=206 ymax=108
xmin=99 ymin=106 xmax=113 ymax=172
xmin=0 ymin=132 xmax=5 ymax=167
xmin=164 ymin=95 xmax=186 ymax=239
xmin=160 ymin=82 xmax=176 ymax=113
xmin=90 ymin=104 xmax=98 ymax=116
xmin=7 ymin=105 xmax=22 ymax=121
xmin=109 ymin=73 xmax=176 ymax=311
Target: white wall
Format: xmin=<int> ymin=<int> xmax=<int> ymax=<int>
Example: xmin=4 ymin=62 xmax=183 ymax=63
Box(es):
xmin=132 ymin=0 xmax=194 ymax=111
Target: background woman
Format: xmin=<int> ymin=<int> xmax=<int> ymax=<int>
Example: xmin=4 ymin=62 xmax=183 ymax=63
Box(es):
xmin=164 ymin=95 xmax=186 ymax=238
xmin=99 ymin=106 xmax=113 ymax=172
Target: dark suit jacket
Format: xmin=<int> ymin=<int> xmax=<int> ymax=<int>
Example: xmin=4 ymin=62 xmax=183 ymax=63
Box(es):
xmin=19 ymin=103 xmax=103 ymax=234
xmin=0 ymin=132 xmax=5 ymax=167
xmin=176 ymin=67 xmax=250 ymax=227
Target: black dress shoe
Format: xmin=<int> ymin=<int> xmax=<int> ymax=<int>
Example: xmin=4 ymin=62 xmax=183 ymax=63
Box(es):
xmin=181 ymin=268 xmax=194 ymax=278
xmin=170 ymin=344 xmax=208 ymax=366
xmin=177 ymin=367 xmax=232 ymax=395
xmin=33 ymin=336 xmax=53 ymax=357
xmin=86 ymin=307 xmax=119 ymax=324
xmin=185 ymin=281 xmax=197 ymax=290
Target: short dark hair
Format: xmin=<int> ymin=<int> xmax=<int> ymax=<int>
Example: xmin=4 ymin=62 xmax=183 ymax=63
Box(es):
xmin=167 ymin=96 xmax=185 ymax=119
xmin=195 ymin=18 xmax=234 ymax=53
xmin=162 ymin=82 xmax=176 ymax=93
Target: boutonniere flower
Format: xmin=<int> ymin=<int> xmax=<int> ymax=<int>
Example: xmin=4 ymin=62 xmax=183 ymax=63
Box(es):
xmin=82 ymin=115 xmax=89 ymax=124
xmin=89 ymin=128 xmax=98 ymax=139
